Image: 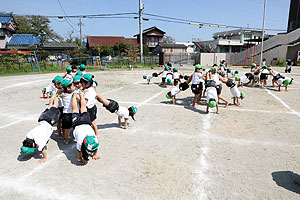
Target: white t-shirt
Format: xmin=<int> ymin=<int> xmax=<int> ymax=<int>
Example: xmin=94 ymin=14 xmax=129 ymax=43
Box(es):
xmin=84 ymin=87 xmax=97 ymax=109
xmin=261 ymin=69 xmax=269 ymax=74
xmin=239 ymin=75 xmax=248 ymax=83
xmin=62 ymin=92 xmax=73 ymax=113
xmin=147 ymin=74 xmax=153 ymax=80
xmin=206 ymin=87 xmax=218 ymax=104
xmin=26 ymin=121 xmax=53 ymax=151
xmin=213 ymin=74 xmax=221 ymax=85
xmin=46 ymin=82 xmax=55 ymax=93
xmin=161 ymin=71 xmax=168 ymax=78
xmin=65 ymin=73 xmax=73 ymax=80
xmin=70 ymin=71 xmax=77 ymax=78
xmin=192 ymin=72 xmax=202 ymax=84
xmin=173 ymin=72 xmax=180 ymax=79
xmin=278 ymin=77 xmax=291 ymax=86
xmin=272 ymin=70 xmax=279 ymax=76
xmin=230 ymin=85 xmax=241 ymax=98
xmin=166 ymin=73 xmax=173 ymax=80
xmin=73 ymin=124 xmax=97 ymax=151
xmin=115 ymin=106 xmax=129 ymax=119
xmin=171 ymin=86 xmax=181 ymax=96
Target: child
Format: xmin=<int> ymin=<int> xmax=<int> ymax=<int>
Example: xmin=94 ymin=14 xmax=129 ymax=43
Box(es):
xmin=143 ymin=72 xmax=158 ymax=84
xmin=71 ymin=91 xmax=100 ymax=166
xmin=95 ymin=94 xmax=137 ymax=130
xmin=211 ymin=67 xmax=229 ymax=108
xmin=158 ymin=66 xmax=170 ymax=86
xmin=230 ymin=82 xmax=246 ymax=106
xmin=235 ymin=73 xmax=253 ymax=87
xmin=166 ymin=80 xmax=181 ymax=104
xmin=81 ymin=74 xmax=99 ymax=137
xmin=275 ymin=76 xmax=293 ymax=91
xmin=259 ymin=65 xmax=269 ymax=88
xmin=205 ymin=79 xmax=219 ymax=114
xmin=251 ymin=65 xmax=260 ymax=87
xmin=73 ymin=75 xmax=83 ymax=92
xmin=63 ymin=67 xmax=73 ymax=80
xmin=285 ymin=59 xmax=293 ymax=73
xmin=187 ymin=64 xmax=204 ymax=107
xmin=60 ymin=79 xmax=75 ymax=144
xmin=172 ymin=68 xmax=184 ymax=85
xmin=43 ymin=76 xmax=63 ymax=99
xmin=79 ymin=64 xmax=87 ymax=75
xmin=20 ymin=91 xmax=60 ymax=163
xmin=70 ymin=65 xmax=77 ymax=78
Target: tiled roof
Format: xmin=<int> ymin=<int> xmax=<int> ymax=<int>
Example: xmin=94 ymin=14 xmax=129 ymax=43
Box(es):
xmin=42 ymin=42 xmax=78 ymax=48
xmin=0 ymin=14 xmax=12 ymax=24
xmin=134 ymin=26 xmax=166 ymax=37
xmin=87 ymin=36 xmax=138 ymax=47
xmin=7 ymin=34 xmax=40 ymax=46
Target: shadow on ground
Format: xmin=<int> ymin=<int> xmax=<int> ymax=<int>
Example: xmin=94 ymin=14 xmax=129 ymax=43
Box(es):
xmin=97 ymin=123 xmax=120 ymax=130
xmin=272 ymin=171 xmax=300 ymax=195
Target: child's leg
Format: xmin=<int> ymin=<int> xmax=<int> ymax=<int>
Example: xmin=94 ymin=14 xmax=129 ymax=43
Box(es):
xmin=57 ymin=120 xmax=63 ymax=138
xmin=218 ymin=95 xmax=229 ymax=108
xmin=118 ymin=116 xmax=122 ymax=127
xmin=285 ymin=85 xmax=288 ymax=91
xmin=124 ymin=119 xmax=128 ymax=130
xmin=64 ymin=129 xmax=70 ymax=144
xmin=96 ymin=93 xmax=110 ymax=106
xmin=278 ymin=85 xmax=281 ymax=91
xmin=172 ymin=96 xmax=175 ymax=105
xmin=197 ymin=90 xmax=203 ymax=103
xmin=233 ymin=97 xmax=236 ymax=105
xmin=38 ymin=149 xmax=47 ymax=163
xmin=192 ymin=94 xmax=199 ymax=107
xmin=216 ymin=103 xmax=219 ymax=114
xmin=206 ymin=105 xmax=209 ymax=113
xmin=147 ymin=79 xmax=150 ymax=84
xmin=236 ymin=98 xmax=240 ymax=106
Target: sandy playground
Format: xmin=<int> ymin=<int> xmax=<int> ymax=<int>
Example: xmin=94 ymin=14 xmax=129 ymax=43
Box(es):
xmin=0 ymin=65 xmax=300 ymax=200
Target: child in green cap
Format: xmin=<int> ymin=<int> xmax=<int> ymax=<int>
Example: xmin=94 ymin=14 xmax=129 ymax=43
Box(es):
xmin=275 ymin=76 xmax=293 ymax=91
xmin=186 ymin=64 xmax=205 ymax=107
xmin=71 ymin=91 xmax=100 ymax=165
xmin=95 ymin=93 xmax=137 ymax=130
xmin=143 ymin=72 xmax=158 ymax=84
xmin=158 ymin=66 xmax=171 ymax=86
xmin=63 ymin=67 xmax=73 ymax=80
xmin=79 ymin=64 xmax=87 ymax=75
xmin=21 ymin=91 xmax=60 ymax=163
xmin=204 ymin=72 xmax=219 ymax=114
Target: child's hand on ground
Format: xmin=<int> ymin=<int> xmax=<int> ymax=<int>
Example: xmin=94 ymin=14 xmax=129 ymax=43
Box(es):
xmin=38 ymin=158 xmax=47 ymax=163
xmin=92 ymin=155 xmax=100 ymax=160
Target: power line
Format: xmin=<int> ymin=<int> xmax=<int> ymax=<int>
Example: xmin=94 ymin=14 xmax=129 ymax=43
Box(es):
xmin=57 ymin=0 xmax=79 ymax=32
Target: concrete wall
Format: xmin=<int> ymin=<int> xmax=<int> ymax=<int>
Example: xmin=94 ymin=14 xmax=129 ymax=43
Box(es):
xmin=197 ymin=53 xmax=234 ymax=67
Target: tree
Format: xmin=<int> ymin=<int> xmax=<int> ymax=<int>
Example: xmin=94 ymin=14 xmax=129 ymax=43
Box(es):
xmin=162 ymin=35 xmax=176 ymax=44
xmin=113 ymin=42 xmax=130 ymax=56
xmin=14 ymin=15 xmax=62 ymax=43
xmin=92 ymin=45 xmax=114 ymax=57
xmin=65 ymin=31 xmax=81 ymax=46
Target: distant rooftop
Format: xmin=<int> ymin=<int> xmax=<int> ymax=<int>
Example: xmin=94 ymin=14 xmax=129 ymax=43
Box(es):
xmin=7 ymin=34 xmax=40 ymax=46
xmin=213 ymin=29 xmax=263 ymax=38
xmin=0 ymin=14 xmax=13 ymax=24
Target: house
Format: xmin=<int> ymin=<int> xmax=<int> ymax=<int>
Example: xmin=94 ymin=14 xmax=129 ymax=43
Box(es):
xmin=6 ymin=34 xmax=40 ymax=50
xmin=176 ymin=42 xmax=195 ymax=53
xmin=194 ymin=29 xmax=267 ymax=53
xmin=152 ymin=43 xmax=187 ymax=54
xmin=41 ymin=42 xmax=78 ymax=60
xmin=134 ymin=26 xmax=166 ymax=51
xmin=86 ymin=36 xmax=138 ymax=55
xmin=0 ymin=14 xmax=17 ymax=49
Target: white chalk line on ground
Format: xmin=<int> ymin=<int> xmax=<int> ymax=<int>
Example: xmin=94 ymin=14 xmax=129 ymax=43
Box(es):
xmin=0 ymin=113 xmax=39 ymax=129
xmin=0 ymin=78 xmax=51 ymax=92
xmin=100 ymin=80 xmax=143 ymax=95
xmin=265 ymin=89 xmax=300 ymax=118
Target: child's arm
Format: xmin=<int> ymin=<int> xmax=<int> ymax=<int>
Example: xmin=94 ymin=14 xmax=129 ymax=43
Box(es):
xmin=92 ymin=149 xmax=100 ymax=160
xmin=186 ymin=74 xmax=192 ymax=84
xmin=118 ymin=116 xmax=122 ymax=127
xmin=285 ymin=85 xmax=288 ymax=91
xmin=216 ymin=103 xmax=219 ymax=114
xmin=38 ymin=150 xmax=47 ymax=163
xmin=77 ymin=151 xmax=85 ymax=166
xmin=124 ymin=119 xmax=128 ymax=130
xmin=172 ymin=96 xmax=175 ymax=105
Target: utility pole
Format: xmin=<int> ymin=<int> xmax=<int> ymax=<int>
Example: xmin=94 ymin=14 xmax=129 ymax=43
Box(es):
xmin=79 ymin=17 xmax=82 ymax=46
xmin=139 ymin=0 xmax=143 ymax=63
xmin=260 ymin=0 xmax=267 ymax=66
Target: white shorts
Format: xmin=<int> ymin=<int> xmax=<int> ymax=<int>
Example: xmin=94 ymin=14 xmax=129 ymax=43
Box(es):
xmin=230 ymin=86 xmax=241 ymax=98
xmin=46 ymin=83 xmax=55 ymax=93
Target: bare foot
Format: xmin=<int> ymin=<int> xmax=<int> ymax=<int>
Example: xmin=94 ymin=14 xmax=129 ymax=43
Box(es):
xmin=225 ymin=102 xmax=229 ymax=108
xmin=38 ymin=158 xmax=47 ymax=163
xmin=216 ymin=111 xmax=219 ymax=114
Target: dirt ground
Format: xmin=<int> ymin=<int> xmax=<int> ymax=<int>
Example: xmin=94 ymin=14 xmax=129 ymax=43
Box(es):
xmin=0 ymin=65 xmax=300 ymax=200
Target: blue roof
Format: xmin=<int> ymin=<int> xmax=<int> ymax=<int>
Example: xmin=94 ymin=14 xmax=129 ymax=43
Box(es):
xmin=0 ymin=14 xmax=12 ymax=24
xmin=7 ymin=34 xmax=41 ymax=46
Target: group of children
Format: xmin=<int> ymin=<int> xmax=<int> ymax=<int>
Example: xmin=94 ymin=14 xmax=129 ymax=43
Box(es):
xmin=144 ymin=59 xmax=293 ymax=114
xmin=21 ymin=64 xmax=137 ymax=165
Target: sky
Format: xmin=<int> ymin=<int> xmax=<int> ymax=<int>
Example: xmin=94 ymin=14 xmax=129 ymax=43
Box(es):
xmin=1 ymin=0 xmax=291 ymax=42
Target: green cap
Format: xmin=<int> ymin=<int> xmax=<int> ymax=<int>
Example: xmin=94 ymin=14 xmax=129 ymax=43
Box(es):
xmin=143 ymin=75 xmax=147 ymax=79
xmin=251 ymin=63 xmax=256 ymax=67
xmin=79 ymin=64 xmax=86 ymax=69
xmin=228 ymin=69 xmax=231 ymax=73
xmin=66 ymin=67 xmax=72 ymax=72
xmin=241 ymin=91 xmax=246 ymax=99
xmin=195 ymin=64 xmax=202 ymax=69
xmin=21 ymin=146 xmax=35 ymax=155
xmin=94 ymin=80 xmax=98 ymax=86
xmin=235 ymin=76 xmax=240 ymax=81
xmin=76 ymin=71 xmax=83 ymax=76
xmin=73 ymin=75 xmax=82 ymax=82
xmin=208 ymin=100 xmax=216 ymax=108
xmin=83 ymin=136 xmax=99 ymax=152
xmin=262 ymin=65 xmax=267 ymax=69
xmin=173 ymin=68 xmax=178 ymax=72
xmin=167 ymin=78 xmax=172 ymax=84
xmin=284 ymin=80 xmax=290 ymax=86
xmin=267 ymin=66 xmax=272 ymax=70
xmin=52 ymin=76 xmax=64 ymax=84
xmin=61 ymin=79 xmax=72 ymax=87
xmin=220 ymin=63 xmax=223 ymax=66
xmin=165 ymin=66 xmax=170 ymax=70
xmin=235 ymin=70 xmax=239 ymax=74
xmin=166 ymin=93 xmax=171 ymax=99
xmin=130 ymin=106 xmax=137 ymax=114
xmin=82 ymin=73 xmax=93 ymax=82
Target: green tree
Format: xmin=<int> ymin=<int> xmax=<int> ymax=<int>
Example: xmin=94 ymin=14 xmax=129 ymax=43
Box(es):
xmin=15 ymin=15 xmax=62 ymax=43
xmin=113 ymin=42 xmax=130 ymax=56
